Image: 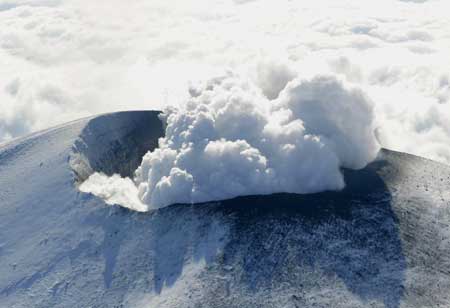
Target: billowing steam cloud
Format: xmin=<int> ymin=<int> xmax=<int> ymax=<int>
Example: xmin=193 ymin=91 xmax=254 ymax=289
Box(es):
xmin=79 ymin=173 xmax=146 ymax=212
xmin=82 ymin=71 xmax=379 ymax=210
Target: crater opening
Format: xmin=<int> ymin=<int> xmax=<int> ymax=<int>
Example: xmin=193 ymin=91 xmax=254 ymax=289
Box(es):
xmin=70 ymin=111 xmax=164 ymax=185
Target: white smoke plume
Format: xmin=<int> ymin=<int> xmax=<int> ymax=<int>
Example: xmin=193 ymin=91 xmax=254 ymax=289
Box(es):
xmin=127 ymin=71 xmax=379 ymax=209
xmin=79 ymin=173 xmax=147 ymax=212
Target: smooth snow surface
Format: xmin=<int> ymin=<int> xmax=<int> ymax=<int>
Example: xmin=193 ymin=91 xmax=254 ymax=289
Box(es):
xmin=133 ymin=73 xmax=379 ymax=209
xmin=1 ymin=111 xmax=450 ymax=308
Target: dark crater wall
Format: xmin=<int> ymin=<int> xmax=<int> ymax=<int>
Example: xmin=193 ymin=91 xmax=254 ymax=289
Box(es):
xmin=70 ymin=111 xmax=164 ymax=183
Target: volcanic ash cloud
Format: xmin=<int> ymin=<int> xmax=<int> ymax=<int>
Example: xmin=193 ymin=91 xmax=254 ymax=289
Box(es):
xmin=132 ymin=72 xmax=379 ymax=209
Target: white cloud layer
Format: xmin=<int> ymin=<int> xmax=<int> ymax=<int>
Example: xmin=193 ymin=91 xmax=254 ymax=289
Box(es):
xmin=1 ymin=0 xmax=450 ymax=164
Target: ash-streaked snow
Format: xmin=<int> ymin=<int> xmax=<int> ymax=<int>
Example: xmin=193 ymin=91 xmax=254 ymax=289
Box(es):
xmin=1 ymin=111 xmax=450 ymax=308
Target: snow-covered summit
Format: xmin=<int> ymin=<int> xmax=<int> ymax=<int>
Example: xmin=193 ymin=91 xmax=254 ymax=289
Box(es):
xmin=1 ymin=111 xmax=450 ymax=307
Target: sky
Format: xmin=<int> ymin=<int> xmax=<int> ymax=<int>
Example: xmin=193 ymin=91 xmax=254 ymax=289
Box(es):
xmin=1 ymin=0 xmax=450 ymax=165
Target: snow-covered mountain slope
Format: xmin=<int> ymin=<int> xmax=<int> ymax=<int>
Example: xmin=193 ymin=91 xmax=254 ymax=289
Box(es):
xmin=1 ymin=111 xmax=450 ymax=308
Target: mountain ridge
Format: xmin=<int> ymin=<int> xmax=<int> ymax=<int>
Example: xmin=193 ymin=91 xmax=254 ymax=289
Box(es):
xmin=1 ymin=111 xmax=449 ymax=308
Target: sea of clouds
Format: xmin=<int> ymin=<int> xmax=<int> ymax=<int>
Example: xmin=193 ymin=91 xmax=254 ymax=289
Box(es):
xmin=2 ymin=0 xmax=450 ymax=209
xmin=1 ymin=0 xmax=449 ymax=163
